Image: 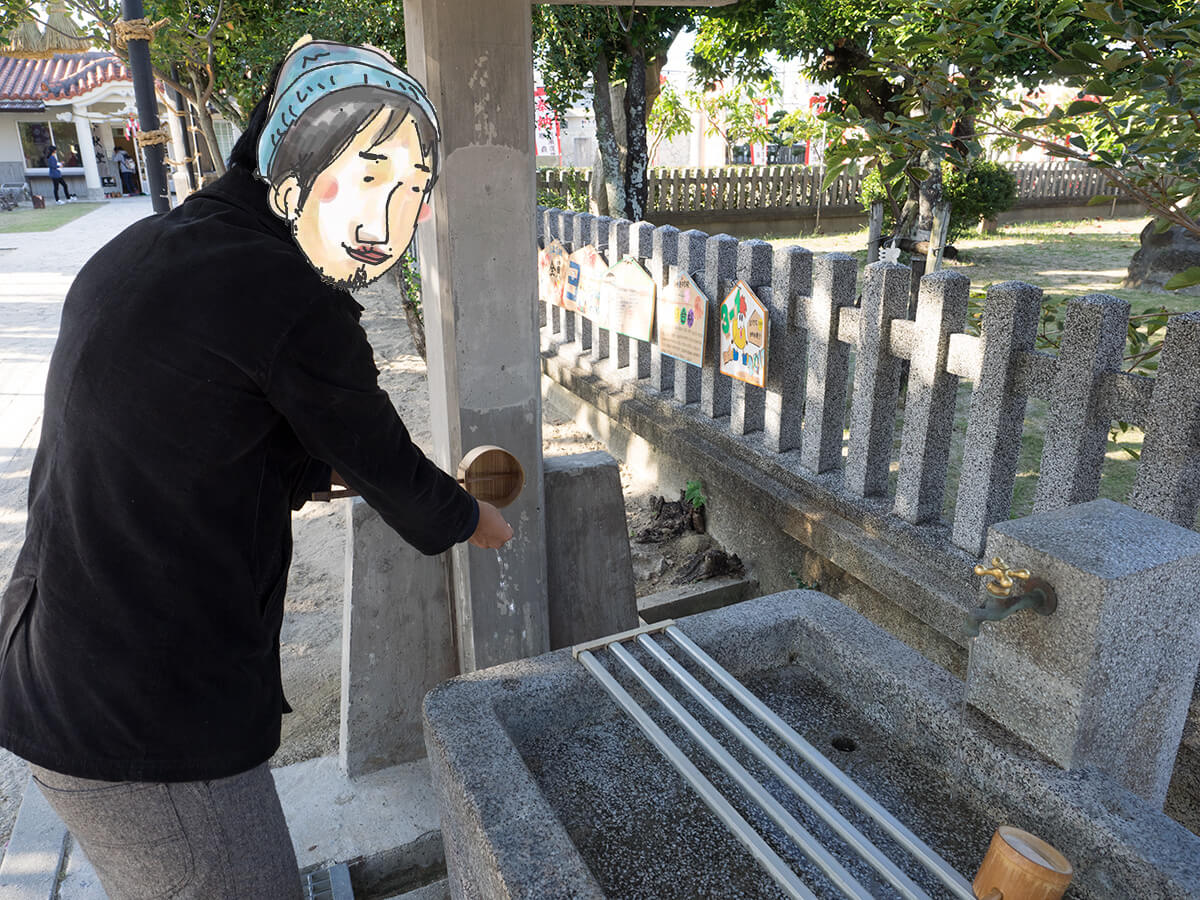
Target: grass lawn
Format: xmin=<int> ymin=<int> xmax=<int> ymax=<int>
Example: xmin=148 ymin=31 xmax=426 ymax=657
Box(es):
xmin=0 ymin=202 xmax=104 ymax=234
xmin=772 ymin=217 xmax=1200 ymax=529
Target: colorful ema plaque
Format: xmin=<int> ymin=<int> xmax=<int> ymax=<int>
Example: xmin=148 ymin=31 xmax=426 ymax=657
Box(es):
xmin=539 ymin=239 xmax=572 ymax=310
xmin=600 ymin=256 xmax=656 ymax=342
xmin=565 ymin=245 xmax=607 ymax=322
xmin=719 ymin=280 xmax=768 ymax=388
xmin=656 ymin=271 xmax=708 ymax=367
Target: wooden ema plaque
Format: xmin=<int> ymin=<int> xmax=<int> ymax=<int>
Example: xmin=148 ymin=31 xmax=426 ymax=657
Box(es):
xmin=540 ymin=239 xmax=572 ymax=310
xmin=600 ymin=255 xmax=656 ymax=342
xmin=456 ymin=445 xmax=525 ymax=508
xmin=656 ymin=270 xmax=708 ymax=367
xmin=719 ymin=280 xmax=768 ymax=388
xmin=566 ymin=245 xmax=607 ymax=322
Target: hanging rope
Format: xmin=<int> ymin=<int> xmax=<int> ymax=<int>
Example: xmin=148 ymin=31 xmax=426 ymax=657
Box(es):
xmin=614 ymin=0 xmax=638 ymax=33
xmin=112 ymin=17 xmax=168 ymax=51
xmin=163 ymin=156 xmax=195 ymax=168
xmin=136 ymin=128 xmax=171 ymax=148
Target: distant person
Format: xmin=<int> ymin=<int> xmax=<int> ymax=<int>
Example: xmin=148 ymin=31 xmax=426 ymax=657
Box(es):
xmin=46 ymin=145 xmax=73 ymax=203
xmin=66 ymin=146 xmax=81 ymax=167
xmin=114 ymin=147 xmax=136 ymax=195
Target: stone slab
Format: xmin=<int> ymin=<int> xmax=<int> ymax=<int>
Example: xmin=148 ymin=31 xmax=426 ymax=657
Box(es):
xmin=544 ymin=451 xmax=638 ymax=649
xmin=341 ymin=498 xmax=455 ymax=778
xmin=275 ymin=755 xmax=442 ymax=878
xmin=636 ymin=575 xmax=758 ymax=623
xmin=57 ymin=838 xmax=106 ymax=900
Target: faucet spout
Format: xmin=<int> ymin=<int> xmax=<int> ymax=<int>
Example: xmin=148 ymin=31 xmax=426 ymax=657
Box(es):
xmin=965 ymin=575 xmax=1058 ymax=639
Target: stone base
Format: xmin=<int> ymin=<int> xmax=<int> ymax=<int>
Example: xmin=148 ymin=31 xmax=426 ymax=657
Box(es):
xmin=968 ymin=499 xmax=1200 ymax=807
xmin=424 ymin=591 xmax=1200 ymax=899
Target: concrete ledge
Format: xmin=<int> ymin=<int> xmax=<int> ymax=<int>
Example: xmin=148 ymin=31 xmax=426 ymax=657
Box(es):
xmin=3 ymin=755 xmax=447 ymax=900
xmin=276 ymin=755 xmax=444 ymax=895
xmin=637 ymin=575 xmax=758 ymax=623
xmin=0 ymin=777 xmax=67 ymax=900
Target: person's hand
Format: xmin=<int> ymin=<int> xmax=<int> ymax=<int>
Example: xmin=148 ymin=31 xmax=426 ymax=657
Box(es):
xmin=469 ymin=501 xmax=514 ymax=549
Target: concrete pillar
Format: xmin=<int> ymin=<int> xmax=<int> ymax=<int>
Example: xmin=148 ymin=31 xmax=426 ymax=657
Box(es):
xmin=544 ymin=452 xmax=636 ymax=650
xmin=404 ymin=0 xmax=549 ymax=671
xmin=340 ymin=500 xmax=455 ymax=777
xmin=967 ymin=499 xmax=1200 ymax=807
xmin=71 ymin=110 xmax=102 ymax=200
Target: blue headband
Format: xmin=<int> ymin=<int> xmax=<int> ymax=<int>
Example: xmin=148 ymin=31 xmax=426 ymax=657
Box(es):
xmin=257 ymin=41 xmax=440 ymax=180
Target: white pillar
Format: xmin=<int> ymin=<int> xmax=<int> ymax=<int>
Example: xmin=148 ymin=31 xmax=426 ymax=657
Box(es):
xmin=72 ymin=109 xmax=102 ymax=199
xmin=163 ymin=96 xmax=192 ymax=205
xmin=404 ymin=0 xmax=550 ymax=672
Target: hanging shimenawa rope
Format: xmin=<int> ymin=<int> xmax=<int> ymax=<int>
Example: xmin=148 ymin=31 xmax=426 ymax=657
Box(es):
xmin=136 ymin=128 xmax=171 ymax=148
xmin=112 ymin=17 xmax=169 ymax=51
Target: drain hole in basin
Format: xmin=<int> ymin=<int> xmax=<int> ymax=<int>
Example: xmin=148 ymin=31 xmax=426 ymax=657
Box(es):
xmin=831 ymin=735 xmax=857 ymax=753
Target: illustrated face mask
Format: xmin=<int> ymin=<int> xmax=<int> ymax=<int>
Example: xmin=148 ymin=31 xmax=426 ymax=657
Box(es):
xmin=257 ymin=37 xmax=440 ymax=290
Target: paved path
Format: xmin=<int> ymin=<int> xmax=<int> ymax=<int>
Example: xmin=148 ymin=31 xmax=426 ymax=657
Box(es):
xmin=0 ymin=197 xmax=154 ymax=846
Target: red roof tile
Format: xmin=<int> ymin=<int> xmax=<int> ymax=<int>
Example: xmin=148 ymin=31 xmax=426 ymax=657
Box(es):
xmin=0 ymin=51 xmax=129 ymax=104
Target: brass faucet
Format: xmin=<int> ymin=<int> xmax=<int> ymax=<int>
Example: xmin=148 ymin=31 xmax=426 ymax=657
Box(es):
xmin=965 ymin=557 xmax=1058 ymax=638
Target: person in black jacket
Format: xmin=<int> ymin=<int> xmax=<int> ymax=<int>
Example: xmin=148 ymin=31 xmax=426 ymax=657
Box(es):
xmin=0 ymin=39 xmax=511 ymax=899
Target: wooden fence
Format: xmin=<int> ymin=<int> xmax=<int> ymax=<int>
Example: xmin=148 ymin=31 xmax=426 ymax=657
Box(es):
xmin=538 ymin=160 xmax=1120 ymax=217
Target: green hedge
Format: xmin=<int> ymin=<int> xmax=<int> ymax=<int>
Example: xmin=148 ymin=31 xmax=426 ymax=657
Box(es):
xmin=861 ymin=160 xmax=1018 ymax=242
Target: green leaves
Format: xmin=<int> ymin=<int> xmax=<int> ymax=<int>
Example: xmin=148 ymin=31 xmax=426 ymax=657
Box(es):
xmin=1164 ymin=266 xmax=1200 ymax=291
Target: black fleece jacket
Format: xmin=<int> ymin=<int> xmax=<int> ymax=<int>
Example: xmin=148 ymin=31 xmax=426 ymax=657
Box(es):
xmin=0 ymin=165 xmax=478 ymax=782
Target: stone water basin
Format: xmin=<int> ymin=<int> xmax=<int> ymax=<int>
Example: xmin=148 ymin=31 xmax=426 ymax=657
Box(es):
xmin=423 ymin=591 xmax=1200 ymax=898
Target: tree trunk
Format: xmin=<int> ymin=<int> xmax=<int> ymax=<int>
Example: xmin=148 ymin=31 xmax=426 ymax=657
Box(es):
xmin=591 ymin=49 xmax=625 ymax=219
xmin=390 ymin=260 xmax=426 ymax=361
xmin=188 ymin=72 xmax=227 ymax=177
xmin=623 ymin=40 xmax=648 ymax=222
xmin=401 ymin=294 xmax=426 ymax=361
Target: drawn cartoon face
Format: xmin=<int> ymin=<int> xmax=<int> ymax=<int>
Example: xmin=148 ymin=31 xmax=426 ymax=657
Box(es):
xmin=269 ymin=113 xmax=432 ymax=289
xmin=258 ymin=37 xmax=440 ymax=290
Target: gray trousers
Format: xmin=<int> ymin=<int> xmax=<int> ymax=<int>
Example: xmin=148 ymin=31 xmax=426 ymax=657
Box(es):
xmin=30 ymin=762 xmax=303 ymax=900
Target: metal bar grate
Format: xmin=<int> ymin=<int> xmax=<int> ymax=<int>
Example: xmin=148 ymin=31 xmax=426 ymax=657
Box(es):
xmin=573 ymin=622 xmax=976 ymax=900
xmin=303 ymin=862 xmax=354 ymax=900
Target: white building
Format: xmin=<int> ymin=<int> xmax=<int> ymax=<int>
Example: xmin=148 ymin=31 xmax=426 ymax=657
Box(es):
xmin=537 ymin=32 xmax=835 ymax=171
xmin=0 ymin=8 xmax=239 ymax=204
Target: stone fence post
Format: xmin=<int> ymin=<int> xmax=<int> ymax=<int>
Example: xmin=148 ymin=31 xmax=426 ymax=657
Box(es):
xmin=951 ymin=281 xmax=1043 ymax=557
xmin=894 ymin=269 xmax=969 ymax=524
